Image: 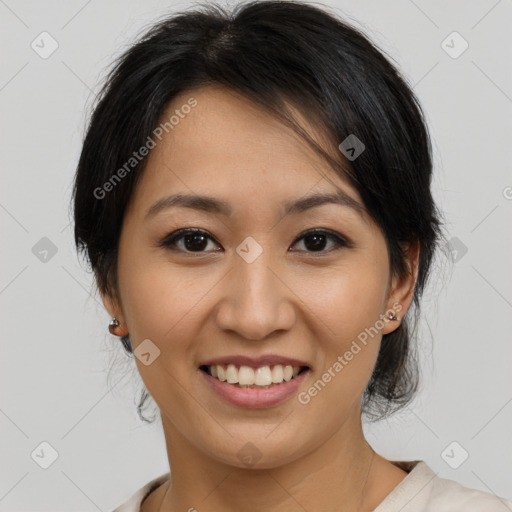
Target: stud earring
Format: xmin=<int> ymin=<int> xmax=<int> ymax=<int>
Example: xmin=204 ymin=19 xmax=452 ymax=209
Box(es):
xmin=388 ymin=312 xmax=398 ymax=321
xmin=108 ymin=317 xmax=121 ymax=335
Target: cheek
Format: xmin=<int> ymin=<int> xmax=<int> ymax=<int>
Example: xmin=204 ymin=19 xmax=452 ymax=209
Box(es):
xmin=294 ymin=255 xmax=389 ymax=396
xmin=116 ymin=256 xmax=208 ymax=409
xmin=115 ymin=248 xmax=193 ymax=357
xmin=297 ymin=258 xmax=389 ymax=342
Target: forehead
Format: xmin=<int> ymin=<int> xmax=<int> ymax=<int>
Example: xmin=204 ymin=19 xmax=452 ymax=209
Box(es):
xmin=128 ymin=84 xmax=363 ymax=216
xmin=157 ymin=84 xmax=335 ymax=167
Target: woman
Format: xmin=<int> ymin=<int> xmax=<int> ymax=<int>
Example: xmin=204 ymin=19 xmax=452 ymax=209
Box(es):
xmin=72 ymin=1 xmax=512 ymax=510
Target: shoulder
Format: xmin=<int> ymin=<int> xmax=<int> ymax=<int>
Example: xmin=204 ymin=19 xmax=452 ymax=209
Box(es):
xmin=426 ymin=469 xmax=512 ymax=511
xmin=375 ymin=461 xmax=512 ymax=512
xmin=111 ymin=472 xmax=170 ymax=512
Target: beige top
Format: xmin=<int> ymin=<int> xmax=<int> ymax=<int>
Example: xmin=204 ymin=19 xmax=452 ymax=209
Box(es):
xmin=112 ymin=461 xmax=512 ymax=511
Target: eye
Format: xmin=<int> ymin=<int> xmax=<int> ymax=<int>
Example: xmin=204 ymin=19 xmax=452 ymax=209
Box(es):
xmin=159 ymin=228 xmax=220 ymax=253
xmin=159 ymin=228 xmax=350 ymax=254
xmin=290 ymin=228 xmax=350 ymax=253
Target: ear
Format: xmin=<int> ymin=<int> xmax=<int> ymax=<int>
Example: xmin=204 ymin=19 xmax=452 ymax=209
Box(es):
xmin=100 ymin=288 xmax=129 ymax=337
xmin=381 ymin=240 xmax=420 ymax=335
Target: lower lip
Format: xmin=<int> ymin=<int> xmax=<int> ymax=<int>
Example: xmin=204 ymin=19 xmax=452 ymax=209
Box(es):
xmin=199 ymin=368 xmax=309 ymax=408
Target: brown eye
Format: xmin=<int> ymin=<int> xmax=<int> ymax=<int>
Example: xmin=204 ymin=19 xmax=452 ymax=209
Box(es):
xmin=160 ymin=229 xmax=220 ymax=253
xmin=160 ymin=228 xmax=350 ymax=255
xmin=290 ymin=229 xmax=349 ymax=253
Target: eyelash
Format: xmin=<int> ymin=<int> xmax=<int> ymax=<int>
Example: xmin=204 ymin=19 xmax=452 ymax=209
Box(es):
xmin=159 ymin=228 xmax=351 ymax=255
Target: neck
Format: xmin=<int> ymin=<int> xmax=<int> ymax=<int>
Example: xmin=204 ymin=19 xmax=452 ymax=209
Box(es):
xmin=155 ymin=410 xmax=387 ymax=512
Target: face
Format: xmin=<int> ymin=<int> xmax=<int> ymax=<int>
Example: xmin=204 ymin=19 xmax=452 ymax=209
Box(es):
xmin=103 ymin=84 xmax=417 ymax=469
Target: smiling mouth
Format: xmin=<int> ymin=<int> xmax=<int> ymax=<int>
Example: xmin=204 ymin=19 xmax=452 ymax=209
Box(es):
xmin=199 ymin=364 xmax=309 ymax=388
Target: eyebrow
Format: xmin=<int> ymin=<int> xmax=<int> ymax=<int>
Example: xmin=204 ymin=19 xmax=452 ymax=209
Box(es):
xmin=145 ymin=190 xmax=367 ymax=221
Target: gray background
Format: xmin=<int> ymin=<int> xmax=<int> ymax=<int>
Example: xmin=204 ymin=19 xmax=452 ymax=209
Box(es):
xmin=1 ymin=0 xmax=511 ymax=509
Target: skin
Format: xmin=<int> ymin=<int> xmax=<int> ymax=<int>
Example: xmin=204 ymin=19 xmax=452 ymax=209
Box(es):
xmin=102 ymin=84 xmax=420 ymax=511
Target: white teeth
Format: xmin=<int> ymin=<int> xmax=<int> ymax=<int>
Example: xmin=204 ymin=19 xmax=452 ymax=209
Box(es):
xmin=207 ymin=364 xmax=304 ymax=386
xmin=254 ymin=366 xmax=272 ymax=386
xmin=271 ymin=365 xmax=284 ymax=383
xmin=217 ymin=365 xmax=227 ymax=382
xmin=226 ymin=364 xmax=238 ymax=384
xmin=238 ymin=366 xmax=255 ymax=385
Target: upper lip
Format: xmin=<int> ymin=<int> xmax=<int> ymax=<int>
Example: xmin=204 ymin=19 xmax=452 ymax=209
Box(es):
xmin=199 ymin=354 xmax=311 ymax=369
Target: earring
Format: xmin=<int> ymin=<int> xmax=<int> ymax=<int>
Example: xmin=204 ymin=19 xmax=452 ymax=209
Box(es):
xmin=108 ymin=317 xmax=121 ymax=335
xmin=388 ymin=312 xmax=398 ymax=321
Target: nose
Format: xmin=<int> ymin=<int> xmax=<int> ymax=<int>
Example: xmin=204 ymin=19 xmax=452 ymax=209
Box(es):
xmin=213 ymin=247 xmax=296 ymax=341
